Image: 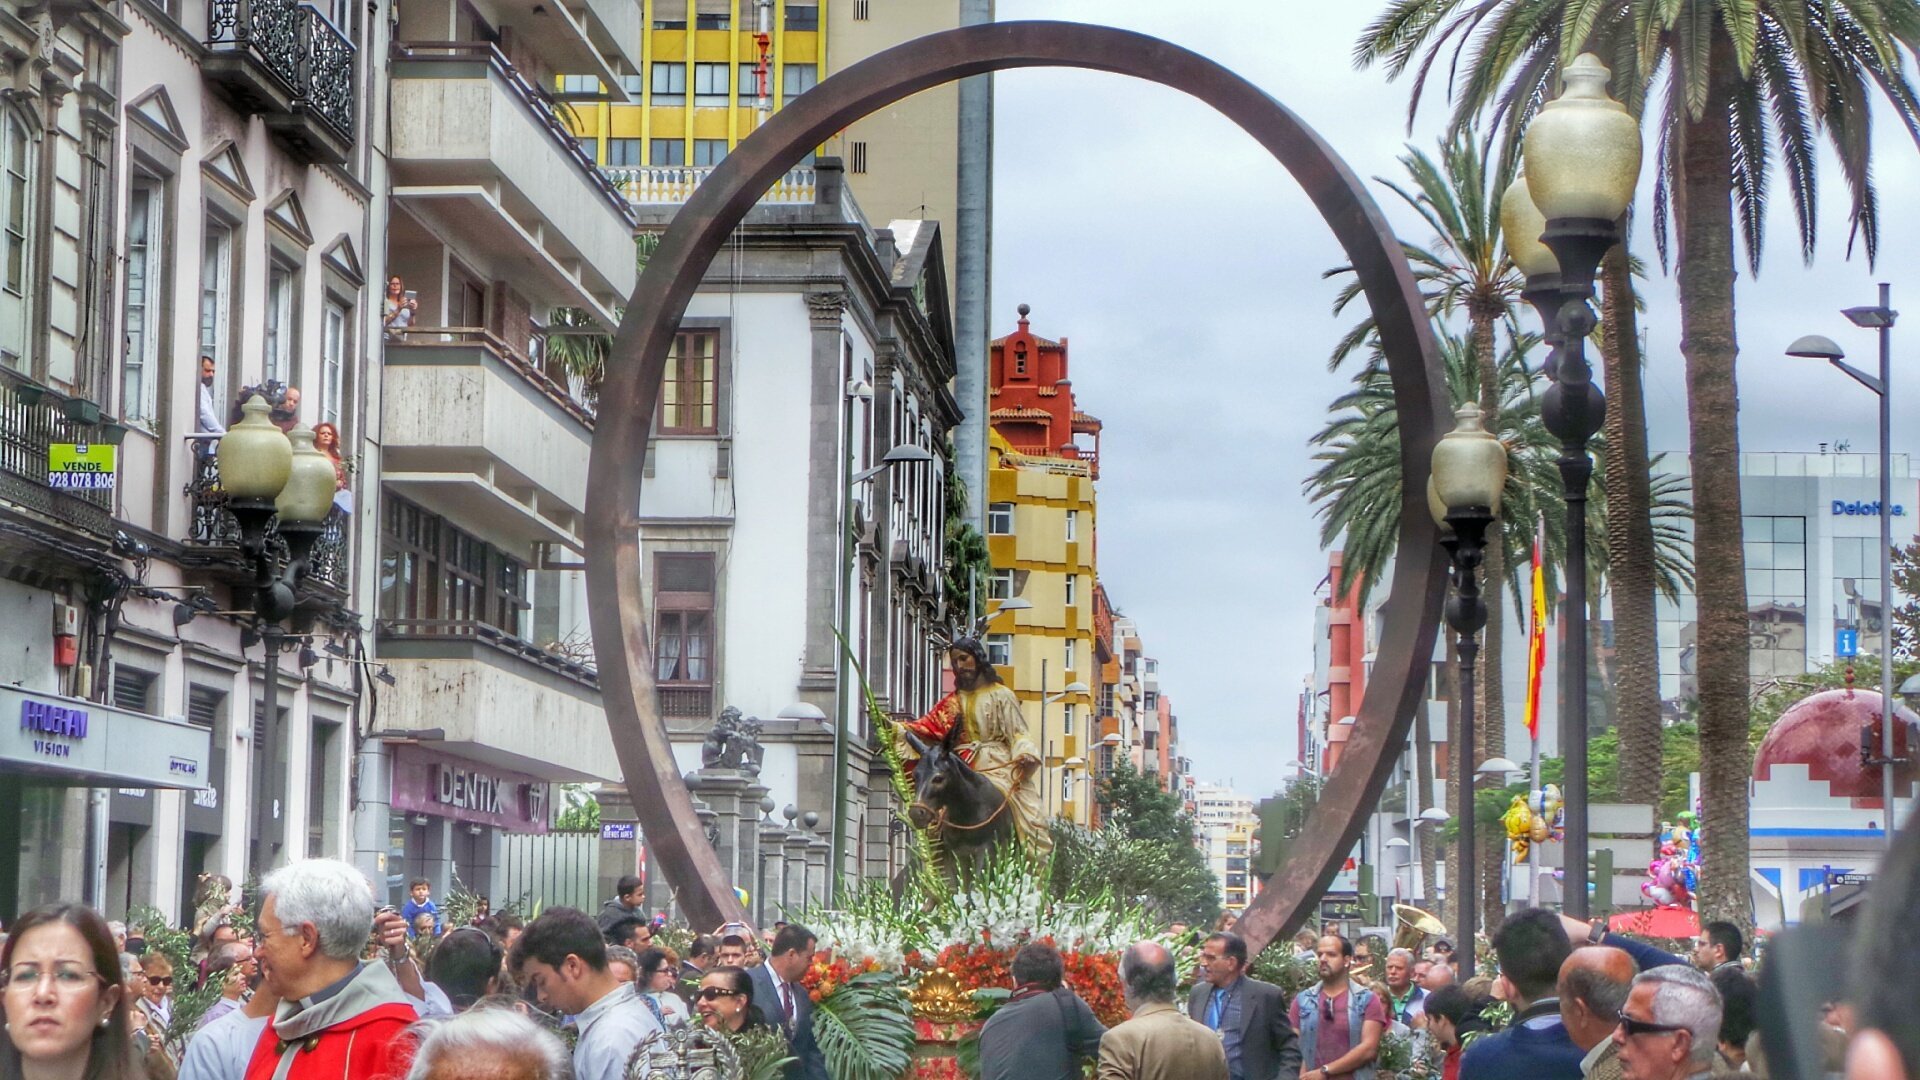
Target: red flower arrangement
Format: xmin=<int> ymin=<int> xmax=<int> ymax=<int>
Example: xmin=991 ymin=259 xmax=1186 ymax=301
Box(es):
xmin=918 ymin=935 xmax=1130 ymax=1028
xmin=800 ymin=952 xmax=886 ymax=1004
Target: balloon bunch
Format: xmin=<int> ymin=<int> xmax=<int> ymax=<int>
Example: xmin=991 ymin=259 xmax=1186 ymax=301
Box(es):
xmin=1501 ymin=784 xmax=1564 ymax=859
xmin=1642 ymin=810 xmax=1701 ymax=909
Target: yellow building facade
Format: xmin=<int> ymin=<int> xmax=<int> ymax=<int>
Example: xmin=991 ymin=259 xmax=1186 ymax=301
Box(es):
xmin=983 ymin=430 xmax=1098 ymax=827
xmin=562 ymin=0 xmax=964 ymax=288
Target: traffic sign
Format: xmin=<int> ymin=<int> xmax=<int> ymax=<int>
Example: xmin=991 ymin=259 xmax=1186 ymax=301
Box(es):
xmin=1837 ymin=627 xmax=1860 ymax=658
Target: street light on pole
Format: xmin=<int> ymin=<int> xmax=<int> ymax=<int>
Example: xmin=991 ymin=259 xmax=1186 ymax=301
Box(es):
xmin=1789 ymin=285 xmax=1905 ymax=846
xmin=1037 ymin=663 xmax=1089 ymax=817
xmin=216 ymin=395 xmax=336 ymax=879
xmin=1503 ymin=53 xmax=1643 ymax=918
xmin=832 ymin=441 xmax=936 ymax=897
xmin=1430 ymin=402 xmax=1509 ymax=978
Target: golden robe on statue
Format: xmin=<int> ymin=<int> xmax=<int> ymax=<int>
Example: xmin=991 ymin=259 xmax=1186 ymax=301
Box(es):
xmin=901 ymin=683 xmax=1052 ymax=856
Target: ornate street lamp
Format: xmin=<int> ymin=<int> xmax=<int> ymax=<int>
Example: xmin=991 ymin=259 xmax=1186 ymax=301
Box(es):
xmin=1504 ymin=52 xmax=1643 ymax=918
xmin=218 ymin=395 xmax=336 ymax=876
xmin=1430 ymin=402 xmax=1508 ymax=977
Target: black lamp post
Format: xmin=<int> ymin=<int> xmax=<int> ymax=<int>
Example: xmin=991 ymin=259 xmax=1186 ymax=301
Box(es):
xmin=1430 ymin=402 xmax=1508 ymax=978
xmin=217 ymin=394 xmax=337 ymax=877
xmin=1502 ymin=53 xmax=1643 ymax=918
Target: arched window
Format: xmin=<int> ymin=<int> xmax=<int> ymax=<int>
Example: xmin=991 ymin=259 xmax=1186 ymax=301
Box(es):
xmin=0 ymin=104 xmax=35 ymax=368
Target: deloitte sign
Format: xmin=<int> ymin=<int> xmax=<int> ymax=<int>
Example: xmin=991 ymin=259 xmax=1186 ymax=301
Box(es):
xmin=1833 ymin=500 xmax=1907 ymax=517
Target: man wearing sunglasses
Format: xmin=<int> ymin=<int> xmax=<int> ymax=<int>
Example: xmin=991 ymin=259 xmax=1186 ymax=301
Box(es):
xmin=1610 ymin=966 xmax=1720 ymax=1080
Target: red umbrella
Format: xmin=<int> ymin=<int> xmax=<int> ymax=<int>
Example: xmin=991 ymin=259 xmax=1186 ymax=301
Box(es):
xmin=1607 ymin=907 xmax=1700 ymax=938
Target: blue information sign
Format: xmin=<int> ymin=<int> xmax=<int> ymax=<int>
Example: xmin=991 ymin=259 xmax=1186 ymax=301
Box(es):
xmin=1837 ymin=627 xmax=1860 ymax=658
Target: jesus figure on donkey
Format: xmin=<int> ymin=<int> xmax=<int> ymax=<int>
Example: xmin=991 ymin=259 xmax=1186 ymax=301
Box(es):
xmin=896 ymin=637 xmax=1052 ymax=856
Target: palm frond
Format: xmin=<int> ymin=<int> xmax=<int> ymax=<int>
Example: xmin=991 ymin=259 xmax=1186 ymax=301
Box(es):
xmin=810 ymin=973 xmax=918 ymax=1080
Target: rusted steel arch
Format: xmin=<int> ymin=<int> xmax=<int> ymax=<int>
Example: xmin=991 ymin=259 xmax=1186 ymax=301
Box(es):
xmin=584 ymin=19 xmax=1450 ymax=946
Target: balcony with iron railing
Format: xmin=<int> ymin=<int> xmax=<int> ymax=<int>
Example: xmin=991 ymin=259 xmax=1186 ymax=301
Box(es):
xmin=204 ymin=0 xmax=356 ymax=164
xmin=0 ymin=372 xmax=116 ymax=539
xmin=182 ymin=444 xmax=351 ymax=596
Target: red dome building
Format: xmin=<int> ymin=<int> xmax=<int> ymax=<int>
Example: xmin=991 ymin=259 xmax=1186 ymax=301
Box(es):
xmin=1754 ymin=688 xmax=1920 ymax=806
xmin=1749 ymin=686 xmax=1919 ymax=925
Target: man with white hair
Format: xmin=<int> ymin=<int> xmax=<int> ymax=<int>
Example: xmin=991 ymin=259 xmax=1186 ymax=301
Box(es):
xmin=405 ymin=1008 xmax=570 ymax=1080
xmin=1610 ymin=966 xmax=1721 ymax=1080
xmin=1383 ymin=948 xmax=1426 ymax=1025
xmin=244 ymin=858 xmax=419 ymax=1079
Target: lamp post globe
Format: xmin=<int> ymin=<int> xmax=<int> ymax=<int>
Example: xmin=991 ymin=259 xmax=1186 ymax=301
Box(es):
xmin=1522 ymin=54 xmax=1643 ymax=226
xmin=1499 ymin=170 xmax=1558 ymax=281
xmin=1429 ymin=404 xmax=1507 ymax=519
xmin=277 ymin=427 xmax=338 ymax=524
xmin=217 ymin=396 xmax=293 ymax=501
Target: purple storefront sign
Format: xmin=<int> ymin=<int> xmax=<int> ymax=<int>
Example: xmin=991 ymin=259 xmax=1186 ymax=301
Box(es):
xmin=389 ymin=745 xmax=550 ymax=833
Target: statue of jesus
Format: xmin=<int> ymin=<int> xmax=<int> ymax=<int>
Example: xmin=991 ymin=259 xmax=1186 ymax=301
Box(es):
xmin=897 ymin=637 xmax=1052 ymax=855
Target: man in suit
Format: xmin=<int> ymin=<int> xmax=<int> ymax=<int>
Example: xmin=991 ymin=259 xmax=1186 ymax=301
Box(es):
xmin=1099 ymin=941 xmax=1228 ymax=1080
xmin=749 ymin=923 xmax=826 ymax=1080
xmin=1190 ymin=932 xmax=1301 ymax=1080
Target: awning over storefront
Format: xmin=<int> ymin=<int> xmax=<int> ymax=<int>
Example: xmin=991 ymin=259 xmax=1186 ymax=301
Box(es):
xmin=0 ymin=686 xmax=211 ymax=789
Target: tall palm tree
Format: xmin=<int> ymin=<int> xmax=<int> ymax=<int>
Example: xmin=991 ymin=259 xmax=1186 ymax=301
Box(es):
xmin=1308 ymin=327 xmax=1563 ymax=934
xmin=1324 ymin=131 xmax=1529 ymax=933
xmin=1355 ymin=0 xmax=1920 ymax=926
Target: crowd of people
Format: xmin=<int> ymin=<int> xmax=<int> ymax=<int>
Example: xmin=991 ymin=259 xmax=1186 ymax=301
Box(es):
xmin=6 ymin=827 xmax=1919 ymax=1080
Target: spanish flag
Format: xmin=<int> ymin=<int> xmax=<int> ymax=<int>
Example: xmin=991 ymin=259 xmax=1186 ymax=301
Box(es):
xmin=1524 ymin=519 xmax=1548 ymax=742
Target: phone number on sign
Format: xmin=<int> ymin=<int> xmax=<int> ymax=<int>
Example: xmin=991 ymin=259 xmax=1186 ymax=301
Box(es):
xmin=49 ymin=473 xmax=114 ymax=489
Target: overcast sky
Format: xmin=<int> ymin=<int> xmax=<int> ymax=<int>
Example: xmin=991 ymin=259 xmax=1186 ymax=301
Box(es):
xmin=987 ymin=1 xmax=1920 ymax=794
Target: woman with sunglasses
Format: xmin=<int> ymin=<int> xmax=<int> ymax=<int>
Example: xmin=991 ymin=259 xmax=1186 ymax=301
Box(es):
xmin=693 ymin=967 xmax=775 ymax=1037
xmin=1 ymin=903 xmax=143 ymax=1080
xmin=635 ymin=949 xmax=690 ymax=1029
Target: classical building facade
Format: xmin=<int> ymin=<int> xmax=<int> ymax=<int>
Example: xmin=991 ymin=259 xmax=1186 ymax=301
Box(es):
xmin=628 ymin=161 xmax=955 ymax=888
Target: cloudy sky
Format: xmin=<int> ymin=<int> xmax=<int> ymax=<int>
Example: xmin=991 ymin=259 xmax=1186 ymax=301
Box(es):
xmin=985 ymin=1 xmax=1920 ymax=793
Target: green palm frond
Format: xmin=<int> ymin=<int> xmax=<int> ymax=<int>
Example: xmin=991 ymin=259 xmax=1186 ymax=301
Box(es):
xmin=1354 ymin=0 xmax=1920 ymax=272
xmin=811 ymin=973 xmax=918 ymax=1080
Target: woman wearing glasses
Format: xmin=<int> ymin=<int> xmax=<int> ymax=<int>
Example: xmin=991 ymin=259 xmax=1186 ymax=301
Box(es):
xmin=635 ymin=949 xmax=690 ymax=1028
xmin=0 ymin=903 xmax=143 ymax=1080
xmin=693 ymin=967 xmax=776 ymax=1037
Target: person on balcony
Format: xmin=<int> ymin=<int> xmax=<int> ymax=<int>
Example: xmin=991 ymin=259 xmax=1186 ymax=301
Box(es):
xmin=197 ymin=356 xmax=226 ymax=438
xmin=383 ymin=276 xmax=417 ymax=341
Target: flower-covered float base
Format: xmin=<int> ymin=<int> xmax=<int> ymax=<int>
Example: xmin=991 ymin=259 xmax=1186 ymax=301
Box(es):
xmin=791 ymin=853 xmax=1194 ymax=1080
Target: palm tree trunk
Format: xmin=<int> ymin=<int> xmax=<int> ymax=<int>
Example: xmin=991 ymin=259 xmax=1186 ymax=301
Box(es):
xmin=1599 ymin=242 xmax=1664 ymax=800
xmin=1474 ymin=314 xmax=1509 ymax=937
xmin=1676 ymin=35 xmax=1754 ymax=928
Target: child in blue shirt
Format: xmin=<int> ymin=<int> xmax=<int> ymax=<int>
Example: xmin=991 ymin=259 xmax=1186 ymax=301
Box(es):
xmin=401 ymin=877 xmax=442 ymax=938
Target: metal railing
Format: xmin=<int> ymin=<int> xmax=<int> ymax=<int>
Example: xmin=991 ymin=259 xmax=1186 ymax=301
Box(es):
xmin=378 ymin=618 xmax=600 ymax=689
xmin=296 ymin=5 xmax=355 ymax=139
xmin=0 ymin=374 xmax=114 ymax=536
xmin=394 ymin=42 xmax=638 ymax=224
xmin=182 ymin=447 xmax=351 ymax=593
xmin=603 ymin=164 xmax=817 ymax=206
xmin=657 ymin=684 xmax=712 ymax=717
xmin=207 ymin=0 xmax=302 ymax=94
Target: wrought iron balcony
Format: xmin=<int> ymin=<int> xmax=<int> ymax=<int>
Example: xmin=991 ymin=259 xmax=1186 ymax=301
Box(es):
xmin=377 ymin=618 xmax=599 ymax=690
xmin=657 ymin=685 xmax=713 ymax=718
xmin=0 ymin=374 xmax=114 ymax=538
xmin=206 ymin=0 xmax=355 ymax=165
xmin=183 ymin=448 xmax=350 ymax=596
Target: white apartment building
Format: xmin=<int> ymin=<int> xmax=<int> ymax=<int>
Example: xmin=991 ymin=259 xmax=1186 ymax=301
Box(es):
xmin=365 ymin=0 xmax=642 ymax=903
xmin=1192 ymin=781 xmax=1257 ymax=914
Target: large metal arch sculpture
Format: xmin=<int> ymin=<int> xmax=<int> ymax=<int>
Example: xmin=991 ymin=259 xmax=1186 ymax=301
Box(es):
xmin=585 ymin=19 xmax=1450 ymax=952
